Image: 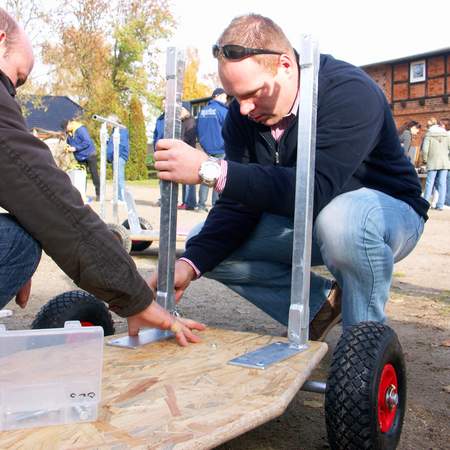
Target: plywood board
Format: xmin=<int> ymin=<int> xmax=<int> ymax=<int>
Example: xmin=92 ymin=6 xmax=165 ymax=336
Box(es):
xmin=0 ymin=328 xmax=327 ymax=449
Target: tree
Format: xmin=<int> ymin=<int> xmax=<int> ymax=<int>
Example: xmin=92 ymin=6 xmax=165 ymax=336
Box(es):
xmin=183 ymin=48 xmax=211 ymax=100
xmin=127 ymin=95 xmax=148 ymax=180
xmin=112 ymin=0 xmax=175 ymax=104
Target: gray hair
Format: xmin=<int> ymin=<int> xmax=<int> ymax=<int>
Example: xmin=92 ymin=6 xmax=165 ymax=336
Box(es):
xmin=0 ymin=8 xmax=19 ymax=52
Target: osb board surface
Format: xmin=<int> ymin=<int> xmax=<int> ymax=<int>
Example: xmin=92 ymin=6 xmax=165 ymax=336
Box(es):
xmin=0 ymin=328 xmax=327 ymax=450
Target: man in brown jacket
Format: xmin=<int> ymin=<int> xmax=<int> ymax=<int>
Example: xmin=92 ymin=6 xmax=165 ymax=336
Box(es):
xmin=0 ymin=8 xmax=204 ymax=346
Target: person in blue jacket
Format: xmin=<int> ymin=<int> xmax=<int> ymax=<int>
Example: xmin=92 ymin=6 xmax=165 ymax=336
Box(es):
xmin=151 ymin=14 xmax=429 ymax=342
xmin=106 ymin=115 xmax=129 ymax=203
xmin=196 ymin=87 xmax=228 ymax=211
xmin=62 ymin=119 xmax=100 ymax=200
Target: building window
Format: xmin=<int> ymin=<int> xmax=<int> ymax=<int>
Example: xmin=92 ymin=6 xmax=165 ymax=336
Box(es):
xmin=410 ymin=60 xmax=426 ymax=83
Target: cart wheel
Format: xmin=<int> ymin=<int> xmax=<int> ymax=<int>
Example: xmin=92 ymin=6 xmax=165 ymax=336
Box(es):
xmin=325 ymin=322 xmax=406 ymax=450
xmin=31 ymin=290 xmax=115 ymax=336
xmin=122 ymin=217 xmax=153 ymax=252
xmin=107 ymin=222 xmax=132 ymax=253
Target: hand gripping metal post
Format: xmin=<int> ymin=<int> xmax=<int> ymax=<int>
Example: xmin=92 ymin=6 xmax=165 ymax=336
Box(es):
xmin=92 ymin=114 xmax=126 ymax=222
xmin=229 ymin=35 xmax=320 ymax=369
xmin=157 ymin=47 xmax=185 ymax=312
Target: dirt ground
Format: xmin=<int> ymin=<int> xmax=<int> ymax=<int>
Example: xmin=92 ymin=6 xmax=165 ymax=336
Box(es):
xmin=2 ymin=182 xmax=449 ymax=450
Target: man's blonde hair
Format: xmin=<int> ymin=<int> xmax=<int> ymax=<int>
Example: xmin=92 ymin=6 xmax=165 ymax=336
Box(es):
xmin=217 ymin=14 xmax=294 ymax=74
xmin=0 ymin=8 xmax=18 ymax=53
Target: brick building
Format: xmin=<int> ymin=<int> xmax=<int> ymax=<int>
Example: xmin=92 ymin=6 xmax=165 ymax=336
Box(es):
xmin=361 ymin=48 xmax=450 ymax=161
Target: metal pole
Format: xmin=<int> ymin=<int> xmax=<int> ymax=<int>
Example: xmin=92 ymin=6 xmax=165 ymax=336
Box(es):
xmin=99 ymin=123 xmax=108 ymax=219
xmin=156 ymin=47 xmax=185 ymax=312
xmin=112 ymin=127 xmax=120 ymax=224
xmin=287 ymin=35 xmax=320 ymax=348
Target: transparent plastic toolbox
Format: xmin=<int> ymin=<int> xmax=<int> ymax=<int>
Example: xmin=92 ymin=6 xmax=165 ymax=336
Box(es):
xmin=0 ymin=321 xmax=103 ymax=431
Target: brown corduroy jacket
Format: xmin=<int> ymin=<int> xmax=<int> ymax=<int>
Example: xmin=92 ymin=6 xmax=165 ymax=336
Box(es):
xmin=0 ymin=71 xmax=152 ymax=317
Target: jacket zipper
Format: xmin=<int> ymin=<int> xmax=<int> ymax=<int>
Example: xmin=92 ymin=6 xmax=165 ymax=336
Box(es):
xmin=261 ymin=133 xmax=279 ymax=165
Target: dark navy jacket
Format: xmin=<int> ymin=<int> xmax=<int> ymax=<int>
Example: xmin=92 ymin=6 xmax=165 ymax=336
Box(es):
xmin=67 ymin=125 xmax=96 ymax=162
xmin=197 ymin=100 xmax=228 ymax=155
xmin=153 ymin=113 xmax=164 ymax=150
xmin=183 ymin=54 xmax=429 ymax=274
xmin=107 ymin=127 xmax=129 ymax=162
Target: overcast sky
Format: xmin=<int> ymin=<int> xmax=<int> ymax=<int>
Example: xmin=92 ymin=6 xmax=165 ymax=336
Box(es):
xmin=168 ymin=0 xmax=450 ymax=79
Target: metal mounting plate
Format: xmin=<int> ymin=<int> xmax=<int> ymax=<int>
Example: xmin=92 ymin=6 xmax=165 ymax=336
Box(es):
xmin=107 ymin=328 xmax=173 ymax=349
xmin=228 ymin=342 xmax=306 ymax=369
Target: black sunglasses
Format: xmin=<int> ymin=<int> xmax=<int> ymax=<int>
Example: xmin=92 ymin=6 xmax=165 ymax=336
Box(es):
xmin=212 ymin=44 xmax=282 ymax=60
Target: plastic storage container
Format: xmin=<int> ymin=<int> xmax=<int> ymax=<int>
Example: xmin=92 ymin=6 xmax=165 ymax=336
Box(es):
xmin=0 ymin=321 xmax=103 ymax=431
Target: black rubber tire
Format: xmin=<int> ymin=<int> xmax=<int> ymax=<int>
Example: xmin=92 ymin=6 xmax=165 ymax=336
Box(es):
xmin=106 ymin=222 xmax=132 ymax=253
xmin=31 ymin=290 xmax=115 ymax=336
xmin=122 ymin=217 xmax=153 ymax=252
xmin=325 ymin=322 xmax=406 ymax=450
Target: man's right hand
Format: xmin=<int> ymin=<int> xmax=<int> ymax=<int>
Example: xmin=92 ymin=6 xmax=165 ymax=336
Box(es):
xmin=127 ymin=301 xmax=206 ymax=347
xmin=149 ymin=259 xmax=196 ymax=303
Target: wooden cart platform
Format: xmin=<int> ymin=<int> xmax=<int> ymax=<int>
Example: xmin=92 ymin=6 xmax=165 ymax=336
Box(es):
xmin=0 ymin=328 xmax=327 ymax=450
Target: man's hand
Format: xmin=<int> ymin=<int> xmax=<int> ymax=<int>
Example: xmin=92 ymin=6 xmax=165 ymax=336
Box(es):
xmin=154 ymin=139 xmax=208 ymax=184
xmin=127 ymin=301 xmax=206 ymax=347
xmin=15 ymin=279 xmax=32 ymax=309
xmin=149 ymin=259 xmax=197 ymax=303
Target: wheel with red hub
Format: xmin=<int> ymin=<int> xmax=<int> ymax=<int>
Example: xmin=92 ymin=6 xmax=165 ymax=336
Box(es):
xmin=31 ymin=290 xmax=115 ymax=336
xmin=325 ymin=322 xmax=406 ymax=450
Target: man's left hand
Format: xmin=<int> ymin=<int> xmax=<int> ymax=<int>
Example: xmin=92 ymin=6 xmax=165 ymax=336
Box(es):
xmin=154 ymin=139 xmax=208 ymax=184
xmin=15 ymin=279 xmax=32 ymax=309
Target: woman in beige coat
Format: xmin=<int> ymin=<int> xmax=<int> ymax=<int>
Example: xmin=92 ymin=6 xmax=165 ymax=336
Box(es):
xmin=422 ymin=122 xmax=450 ymax=210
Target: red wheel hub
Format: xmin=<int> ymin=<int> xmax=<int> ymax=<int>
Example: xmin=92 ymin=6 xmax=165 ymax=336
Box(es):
xmin=378 ymin=363 xmax=399 ymax=432
xmin=80 ymin=321 xmax=94 ymax=327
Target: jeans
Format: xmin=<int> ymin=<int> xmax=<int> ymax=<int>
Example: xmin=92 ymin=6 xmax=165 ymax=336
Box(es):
xmin=446 ymin=171 xmax=450 ymax=206
xmin=188 ymin=188 xmax=424 ymax=327
xmin=117 ymin=157 xmax=126 ymax=201
xmin=184 ymin=185 xmax=197 ymax=208
xmin=424 ymin=169 xmax=448 ymax=209
xmin=0 ymin=214 xmax=42 ymax=309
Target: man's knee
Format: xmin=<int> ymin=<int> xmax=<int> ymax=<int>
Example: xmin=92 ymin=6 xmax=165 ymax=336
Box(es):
xmin=186 ymin=221 xmax=205 ymax=243
xmin=0 ymin=214 xmax=42 ymax=272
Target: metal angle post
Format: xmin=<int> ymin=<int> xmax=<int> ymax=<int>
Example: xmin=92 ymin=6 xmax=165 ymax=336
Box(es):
xmin=287 ymin=35 xmax=320 ymax=348
xmin=157 ymin=47 xmax=185 ymax=311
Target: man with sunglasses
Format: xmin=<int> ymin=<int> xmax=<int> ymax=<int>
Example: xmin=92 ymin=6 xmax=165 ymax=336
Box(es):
xmin=153 ymin=14 xmax=429 ymax=340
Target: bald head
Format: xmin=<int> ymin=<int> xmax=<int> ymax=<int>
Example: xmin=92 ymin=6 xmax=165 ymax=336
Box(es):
xmin=0 ymin=8 xmax=34 ymax=87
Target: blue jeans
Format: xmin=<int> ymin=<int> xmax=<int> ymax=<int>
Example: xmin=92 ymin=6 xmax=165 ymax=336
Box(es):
xmin=185 ymin=185 xmax=197 ymax=208
xmin=424 ymin=169 xmax=447 ymax=209
xmin=0 ymin=214 xmax=42 ymax=309
xmin=446 ymin=171 xmax=450 ymax=206
xmin=118 ymin=157 xmax=126 ymax=201
xmin=187 ymin=188 xmax=424 ymax=327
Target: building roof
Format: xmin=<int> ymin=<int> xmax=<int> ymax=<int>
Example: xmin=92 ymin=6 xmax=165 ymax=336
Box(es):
xmin=22 ymin=95 xmax=83 ymax=132
xmin=361 ymin=47 xmax=450 ymax=69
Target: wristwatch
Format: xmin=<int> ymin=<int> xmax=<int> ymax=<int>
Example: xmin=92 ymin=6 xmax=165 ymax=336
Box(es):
xmin=199 ymin=157 xmax=221 ymax=187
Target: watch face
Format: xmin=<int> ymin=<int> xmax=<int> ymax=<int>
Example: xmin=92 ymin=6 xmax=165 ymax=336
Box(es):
xmin=203 ymin=161 xmax=220 ymax=179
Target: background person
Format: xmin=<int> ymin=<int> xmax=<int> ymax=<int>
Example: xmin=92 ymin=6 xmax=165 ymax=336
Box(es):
xmin=398 ymin=120 xmax=421 ymax=163
xmin=62 ymin=119 xmax=101 ymax=201
xmin=178 ymin=101 xmax=198 ymax=210
xmin=422 ymin=119 xmax=450 ymax=211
